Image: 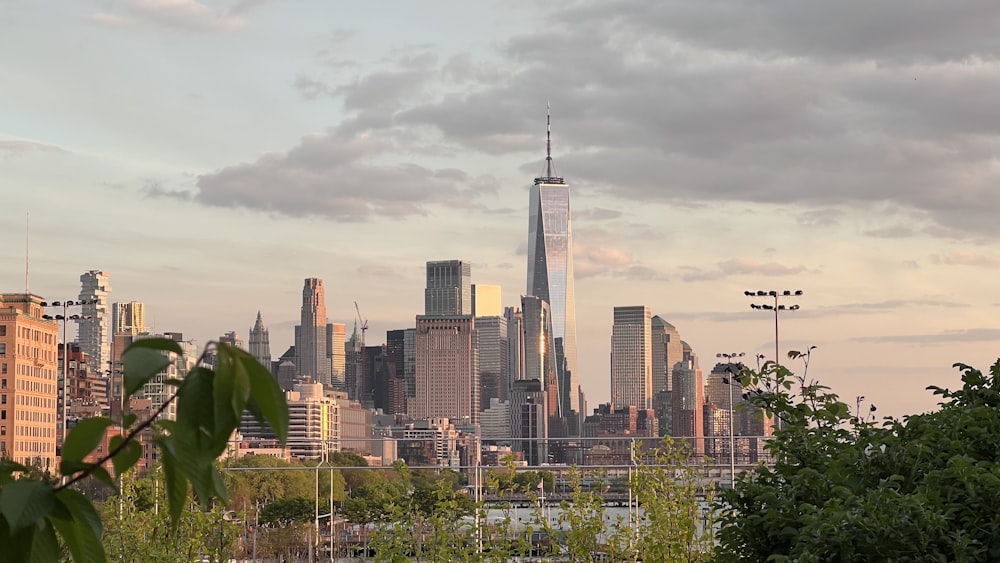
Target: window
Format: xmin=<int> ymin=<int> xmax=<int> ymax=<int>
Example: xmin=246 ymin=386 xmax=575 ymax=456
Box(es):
xmin=1 ymin=363 xmax=5 ymax=374
xmin=0 ymin=325 xmax=6 ymax=336
xmin=0 ymin=343 xmax=5 ymax=354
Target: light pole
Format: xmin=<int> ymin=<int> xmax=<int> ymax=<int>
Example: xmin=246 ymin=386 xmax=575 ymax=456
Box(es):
xmin=716 ymin=352 xmax=744 ymax=488
xmin=744 ymin=290 xmax=803 ymax=365
xmin=42 ymin=299 xmax=96 ymax=455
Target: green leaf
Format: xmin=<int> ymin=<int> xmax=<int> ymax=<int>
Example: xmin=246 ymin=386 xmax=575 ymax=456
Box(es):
xmin=109 ymin=436 xmax=142 ymax=477
xmin=59 ymin=417 xmax=113 ymax=475
xmin=51 ymin=488 xmax=107 ymax=563
xmin=27 ymin=519 xmax=60 ymax=563
xmin=122 ymin=347 xmax=170 ymax=398
xmin=0 ymin=460 xmax=29 ymax=486
xmin=90 ymin=466 xmax=115 ymax=489
xmin=0 ymin=480 xmax=54 ymax=531
xmin=125 ymin=336 xmax=183 ymax=355
xmin=157 ymin=437 xmax=189 ymax=530
xmin=237 ymin=348 xmax=288 ymax=443
xmin=121 ymin=413 xmax=137 ymax=428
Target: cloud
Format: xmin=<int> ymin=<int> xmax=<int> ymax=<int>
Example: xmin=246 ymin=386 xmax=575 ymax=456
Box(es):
xmin=864 ymin=225 xmax=917 ymax=238
xmin=356 ymin=264 xmax=403 ymax=279
xmin=0 ymin=139 xmax=69 ymax=155
xmin=574 ymin=246 xmax=632 ymax=279
xmin=187 ymin=130 xmax=493 ymax=221
xmin=141 ymin=180 xmax=192 ymax=200
xmin=86 ymin=12 xmax=134 ymax=27
xmin=89 ymin=0 xmax=247 ymax=33
xmin=931 ymin=251 xmax=1000 ymax=268
xmin=797 ymin=208 xmax=844 ymax=227
xmin=852 ymin=328 xmax=1000 ymax=344
xmin=681 ymin=258 xmax=806 ymax=282
xmin=576 ymin=207 xmax=623 ymax=221
xmin=309 ymin=0 xmax=1000 ymax=239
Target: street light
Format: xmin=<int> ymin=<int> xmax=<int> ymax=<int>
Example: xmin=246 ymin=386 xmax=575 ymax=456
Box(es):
xmin=716 ymin=352 xmax=745 ymax=488
xmin=744 ymin=290 xmax=803 ymax=365
xmin=41 ymin=299 xmax=97 ymax=456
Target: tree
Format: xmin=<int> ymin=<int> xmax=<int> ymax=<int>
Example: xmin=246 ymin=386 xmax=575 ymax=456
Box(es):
xmin=0 ymin=339 xmax=288 ymax=562
xmin=715 ymin=355 xmax=1000 ymax=561
xmin=102 ymin=468 xmax=240 ymax=562
xmin=225 ymin=454 xmax=314 ymax=510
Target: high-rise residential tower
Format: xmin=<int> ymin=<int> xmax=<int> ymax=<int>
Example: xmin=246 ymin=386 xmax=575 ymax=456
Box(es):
xmin=425 ymin=260 xmax=472 ymax=316
xmin=78 ymin=270 xmax=110 ymax=376
xmin=611 ymin=306 xmax=653 ymax=410
xmin=112 ymin=301 xmax=145 ymax=336
xmin=526 ymin=107 xmax=579 ymax=420
xmin=298 ymin=278 xmax=331 ymax=385
xmin=249 ymin=312 xmax=271 ymax=369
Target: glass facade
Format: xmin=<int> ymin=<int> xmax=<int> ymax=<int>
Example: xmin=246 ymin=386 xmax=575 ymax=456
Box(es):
xmin=527 ymin=180 xmax=579 ymax=416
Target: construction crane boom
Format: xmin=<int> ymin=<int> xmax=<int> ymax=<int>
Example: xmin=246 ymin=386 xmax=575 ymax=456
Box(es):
xmin=354 ymin=301 xmax=368 ymax=346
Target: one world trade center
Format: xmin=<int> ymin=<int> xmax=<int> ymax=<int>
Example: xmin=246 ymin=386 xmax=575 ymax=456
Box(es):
xmin=526 ymin=105 xmax=580 ymax=431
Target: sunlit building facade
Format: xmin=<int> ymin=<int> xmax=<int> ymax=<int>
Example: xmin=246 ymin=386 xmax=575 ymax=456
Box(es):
xmin=526 ymin=111 xmax=579 ymax=422
xmin=611 ymin=306 xmax=653 ymax=410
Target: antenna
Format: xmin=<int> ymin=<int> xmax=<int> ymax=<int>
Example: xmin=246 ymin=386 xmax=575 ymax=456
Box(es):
xmin=545 ymin=101 xmax=553 ymax=178
xmin=25 ymin=211 xmax=29 ymax=294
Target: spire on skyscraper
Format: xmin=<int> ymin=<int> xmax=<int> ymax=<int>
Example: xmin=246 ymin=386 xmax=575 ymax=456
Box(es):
xmin=539 ymin=102 xmax=564 ymax=184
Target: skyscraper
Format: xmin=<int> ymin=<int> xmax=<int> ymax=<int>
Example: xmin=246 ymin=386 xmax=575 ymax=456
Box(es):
xmin=298 ymin=278 xmax=331 ymax=385
xmin=672 ymin=341 xmax=704 ymax=456
xmin=526 ymin=107 xmax=579 ymax=419
xmin=472 ymin=284 xmax=502 ymax=317
xmin=412 ymin=260 xmax=479 ymax=424
xmin=249 ymin=311 xmax=271 ymax=369
xmin=611 ymin=306 xmax=653 ymax=410
xmin=112 ymin=301 xmax=145 ymax=336
xmin=425 ymin=260 xmax=471 ymax=316
xmin=78 ymin=270 xmax=110 ymax=376
xmin=521 ymin=295 xmax=559 ymax=416
xmin=475 ymin=315 xmax=508 ymax=411
xmin=329 ymin=322 xmax=346 ymax=389
xmin=651 ymin=315 xmax=684 ymax=393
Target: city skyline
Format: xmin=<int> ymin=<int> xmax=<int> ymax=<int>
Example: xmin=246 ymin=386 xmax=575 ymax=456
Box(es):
xmin=5 ymin=2 xmax=1000 ymax=421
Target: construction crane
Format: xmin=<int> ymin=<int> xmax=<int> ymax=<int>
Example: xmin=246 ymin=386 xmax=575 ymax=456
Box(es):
xmin=354 ymin=301 xmax=368 ymax=348
xmin=353 ymin=301 xmax=369 ymax=401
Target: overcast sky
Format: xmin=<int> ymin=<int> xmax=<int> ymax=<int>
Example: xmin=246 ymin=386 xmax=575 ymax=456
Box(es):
xmin=4 ymin=0 xmax=1000 ymax=421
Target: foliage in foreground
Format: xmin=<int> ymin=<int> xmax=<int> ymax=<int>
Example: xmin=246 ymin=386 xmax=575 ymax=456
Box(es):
xmin=0 ymin=338 xmax=288 ymax=562
xmin=715 ymin=353 xmax=1000 ymax=562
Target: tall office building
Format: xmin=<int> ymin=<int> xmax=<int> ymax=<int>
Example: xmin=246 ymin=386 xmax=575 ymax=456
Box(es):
xmin=472 ymin=284 xmax=502 ymax=317
xmin=611 ymin=306 xmax=653 ymax=410
xmin=672 ymin=341 xmax=704 ymax=456
xmin=651 ymin=315 xmax=684 ymax=394
xmin=412 ymin=260 xmax=479 ymax=425
xmin=504 ymin=306 xmax=524 ymax=388
xmin=329 ymin=323 xmax=346 ymax=389
xmin=249 ymin=312 xmax=271 ymax=370
xmin=526 ymin=107 xmax=579 ymax=419
xmin=521 ymin=295 xmax=559 ymax=417
xmin=297 ymin=278 xmax=331 ymax=385
xmin=78 ymin=270 xmax=110 ymax=377
xmin=475 ymin=315 xmax=508 ymax=411
xmin=425 ymin=260 xmax=471 ymax=316
xmin=0 ymin=294 xmax=59 ymax=468
xmin=412 ymin=315 xmax=478 ymax=425
xmin=112 ymin=301 xmax=145 ymax=336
